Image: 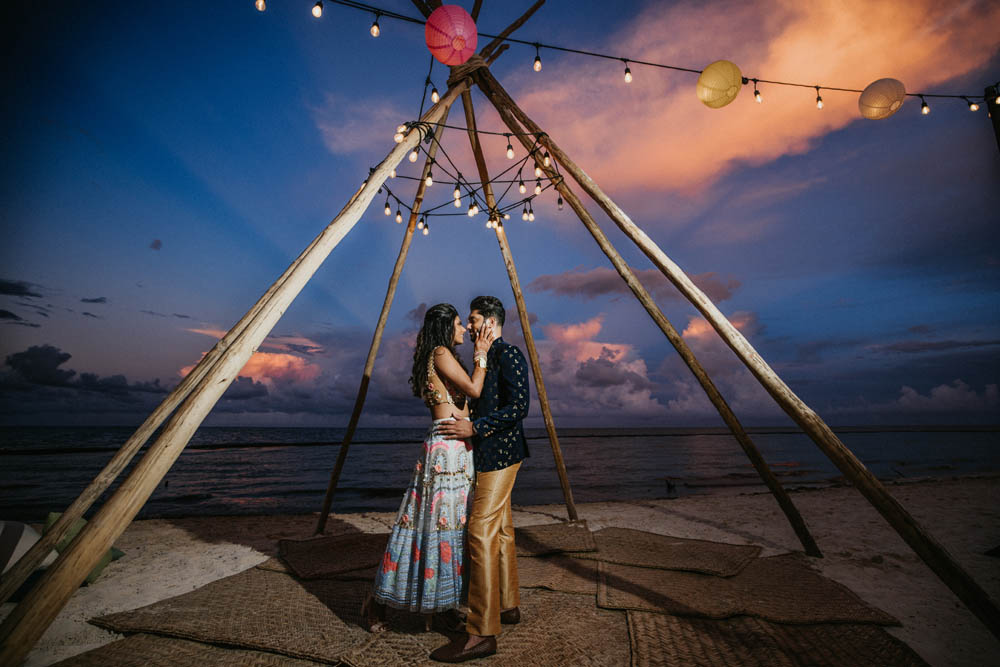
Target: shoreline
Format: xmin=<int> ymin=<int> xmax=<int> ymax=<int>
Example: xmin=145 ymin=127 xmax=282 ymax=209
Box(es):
xmin=3 ymin=473 xmax=998 ymax=666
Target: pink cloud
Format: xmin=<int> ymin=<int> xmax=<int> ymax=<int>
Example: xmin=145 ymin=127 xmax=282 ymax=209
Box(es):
xmin=179 ymin=351 xmax=321 ymax=386
xmin=185 ymin=328 xmax=325 ymax=355
xmin=528 ymin=266 xmax=740 ymax=303
xmin=512 ymin=0 xmax=1000 ymax=194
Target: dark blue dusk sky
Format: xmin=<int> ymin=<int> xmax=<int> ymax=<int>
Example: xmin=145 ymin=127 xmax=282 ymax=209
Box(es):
xmin=2 ymin=0 xmax=998 ymax=427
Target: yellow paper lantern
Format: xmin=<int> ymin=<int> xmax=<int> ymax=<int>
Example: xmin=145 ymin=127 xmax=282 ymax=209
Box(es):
xmin=858 ymin=78 xmax=906 ymax=120
xmin=696 ymin=60 xmax=743 ymax=109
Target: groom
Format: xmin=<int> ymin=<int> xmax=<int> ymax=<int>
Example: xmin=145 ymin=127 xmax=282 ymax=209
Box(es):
xmin=430 ymin=295 xmax=530 ymax=662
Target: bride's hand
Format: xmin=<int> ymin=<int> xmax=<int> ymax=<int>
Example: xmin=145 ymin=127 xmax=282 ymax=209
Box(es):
xmin=474 ymin=322 xmax=496 ymax=355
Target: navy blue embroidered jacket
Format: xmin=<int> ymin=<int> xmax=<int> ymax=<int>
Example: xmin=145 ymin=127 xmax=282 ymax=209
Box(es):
xmin=470 ymin=338 xmax=530 ymax=472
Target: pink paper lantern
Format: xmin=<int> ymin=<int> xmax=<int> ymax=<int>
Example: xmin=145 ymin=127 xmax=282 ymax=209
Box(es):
xmin=425 ymin=5 xmax=477 ymax=66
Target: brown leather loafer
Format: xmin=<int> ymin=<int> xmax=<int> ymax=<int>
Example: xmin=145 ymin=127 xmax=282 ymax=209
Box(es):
xmin=430 ymin=635 xmax=497 ymax=663
xmin=500 ymin=606 xmax=521 ymax=624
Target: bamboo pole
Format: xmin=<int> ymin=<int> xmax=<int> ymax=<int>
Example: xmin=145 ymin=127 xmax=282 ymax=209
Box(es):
xmin=315 ymin=103 xmax=454 ymax=534
xmin=0 ymin=201 xmax=354 ymax=606
xmin=475 ymin=74 xmax=816 ymax=554
xmin=0 ymin=81 xmax=471 ymax=666
xmin=458 ymin=89 xmax=578 ymax=521
xmin=475 ymin=68 xmax=1000 ymax=639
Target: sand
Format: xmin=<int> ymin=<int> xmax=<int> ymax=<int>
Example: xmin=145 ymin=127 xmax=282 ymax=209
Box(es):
xmin=3 ymin=473 xmax=998 ymax=666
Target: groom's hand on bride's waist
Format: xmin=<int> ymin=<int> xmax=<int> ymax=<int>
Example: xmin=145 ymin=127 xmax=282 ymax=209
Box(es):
xmin=435 ymin=418 xmax=476 ymax=439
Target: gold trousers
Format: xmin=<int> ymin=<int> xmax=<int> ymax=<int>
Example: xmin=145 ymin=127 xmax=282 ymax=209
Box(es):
xmin=466 ymin=462 xmax=521 ymax=636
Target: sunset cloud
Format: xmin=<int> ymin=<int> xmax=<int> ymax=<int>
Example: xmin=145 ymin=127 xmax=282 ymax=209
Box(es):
xmin=528 ymin=266 xmax=740 ymax=304
xmin=179 ymin=351 xmax=321 ymax=386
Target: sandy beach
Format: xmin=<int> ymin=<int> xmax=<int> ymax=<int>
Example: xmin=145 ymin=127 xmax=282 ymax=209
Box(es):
xmin=4 ymin=473 xmax=999 ymax=666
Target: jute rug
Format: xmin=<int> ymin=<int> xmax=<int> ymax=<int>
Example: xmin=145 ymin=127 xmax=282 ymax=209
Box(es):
xmin=256 ymin=557 xmax=292 ymax=573
xmin=279 ymin=532 xmax=388 ymax=579
xmin=257 ymin=556 xmax=378 ymax=581
xmin=515 ymin=520 xmax=597 ymax=556
xmin=340 ymin=589 xmax=629 ymax=667
xmin=573 ymin=528 xmax=760 ymax=577
xmin=598 ymin=553 xmax=898 ymax=625
xmin=90 ymin=568 xmax=372 ymax=664
xmin=516 ymin=554 xmax=599 ymax=595
xmin=51 ymin=633 xmax=326 ymax=667
xmin=627 ymin=611 xmax=928 ymax=667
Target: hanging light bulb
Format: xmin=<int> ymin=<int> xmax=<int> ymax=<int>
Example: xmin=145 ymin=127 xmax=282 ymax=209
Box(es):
xmin=521 ymin=205 xmax=529 ymax=221
xmin=528 ymin=206 xmax=535 ymax=222
xmin=425 ymin=168 xmax=433 ymax=187
xmin=920 ymin=96 xmax=930 ymax=115
xmin=467 ymin=201 xmax=475 ymax=217
xmin=486 ymin=219 xmax=493 ymax=229
xmin=396 ymin=124 xmax=408 ymax=134
xmin=390 ymin=168 xmax=396 ymax=179
xmin=542 ymin=151 xmax=551 ymax=167
xmin=623 ymin=60 xmax=632 ymax=84
xmin=393 ymin=131 xmax=405 ymax=143
xmin=395 ymin=209 xmax=403 ymax=223
xmin=422 ymin=221 xmax=429 ymax=236
xmin=506 ymin=136 xmax=515 ymax=159
xmin=534 ymin=179 xmax=542 ymax=195
xmin=504 ymin=213 xmax=511 ymax=220
xmin=408 ymin=148 xmax=419 ymax=162
xmin=453 ymin=184 xmax=461 ymax=199
xmin=431 ymin=87 xmax=440 ymax=104
xmin=471 ymin=202 xmax=479 ymax=215
xmin=518 ymin=178 xmax=526 ymax=194
xmin=370 ymin=13 xmax=381 ymax=37
xmin=533 ymin=45 xmax=542 ymax=72
xmin=815 ymin=86 xmax=824 ymax=110
xmin=557 ymin=196 xmax=564 ymax=211
xmin=753 ymin=79 xmax=761 ymax=103
xmin=255 ymin=0 xmax=265 ymax=11
xmin=417 ymin=216 xmax=425 ymax=230
xmin=454 ymin=196 xmax=462 ymax=208
xmin=534 ymin=164 xmax=543 ymax=178
xmin=967 ymin=98 xmax=979 ymax=111
xmin=384 ymin=199 xmax=391 ymax=216
xmin=312 ymin=1 xmax=323 ymax=18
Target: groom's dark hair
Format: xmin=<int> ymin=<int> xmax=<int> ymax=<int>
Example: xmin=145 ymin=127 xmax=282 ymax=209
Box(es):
xmin=470 ymin=295 xmax=505 ymax=327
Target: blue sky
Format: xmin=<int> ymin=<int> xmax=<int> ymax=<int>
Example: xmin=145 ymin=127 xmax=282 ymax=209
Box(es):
xmin=2 ymin=0 xmax=998 ymax=426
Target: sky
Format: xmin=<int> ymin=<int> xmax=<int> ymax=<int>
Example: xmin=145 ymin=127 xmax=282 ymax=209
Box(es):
xmin=1 ymin=0 xmax=998 ymax=428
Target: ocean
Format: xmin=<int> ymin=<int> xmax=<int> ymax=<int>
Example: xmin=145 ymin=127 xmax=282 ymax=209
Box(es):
xmin=1 ymin=426 xmax=998 ymax=521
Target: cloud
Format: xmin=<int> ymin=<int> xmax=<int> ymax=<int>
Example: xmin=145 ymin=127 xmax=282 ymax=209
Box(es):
xmin=185 ymin=327 xmax=327 ymax=357
xmin=527 ymin=266 xmax=740 ymax=304
xmin=80 ymin=296 xmax=107 ymax=304
xmin=180 ymin=351 xmax=321 ymax=387
xmin=150 ymin=239 xmax=162 ymax=250
xmin=141 ymin=309 xmax=168 ymax=317
xmin=406 ymin=302 xmax=429 ymax=327
xmin=514 ymin=0 xmax=1000 ymax=193
xmin=4 ymin=345 xmax=76 ymax=385
xmin=0 ymin=310 xmax=41 ymax=328
xmin=312 ymin=93 xmax=406 ymax=155
xmin=0 ymin=279 xmax=43 ymax=298
xmin=895 ymin=380 xmax=999 ymax=413
xmin=172 ymin=313 xmax=192 ymax=319
xmin=81 ymin=312 xmax=101 ymax=319
xmin=874 ymin=339 xmax=1000 ymax=354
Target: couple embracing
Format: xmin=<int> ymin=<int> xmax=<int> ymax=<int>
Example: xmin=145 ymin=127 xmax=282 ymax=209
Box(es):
xmin=361 ymin=295 xmax=530 ymax=662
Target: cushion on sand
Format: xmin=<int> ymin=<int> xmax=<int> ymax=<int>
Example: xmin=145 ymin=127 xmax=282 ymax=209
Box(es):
xmin=44 ymin=512 xmax=124 ymax=584
xmin=1 ymin=521 xmax=58 ymax=574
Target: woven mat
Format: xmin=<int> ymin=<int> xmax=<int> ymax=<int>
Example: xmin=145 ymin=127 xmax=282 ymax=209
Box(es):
xmin=515 ymin=520 xmax=597 ymax=556
xmin=573 ymin=528 xmax=760 ymax=576
xmin=517 ymin=554 xmax=598 ymax=595
xmin=599 ymin=553 xmax=898 ymax=625
xmin=90 ymin=568 xmax=371 ymax=664
xmin=51 ymin=633 xmax=325 ymax=667
xmin=340 ymin=588 xmax=629 ymax=667
xmin=627 ymin=611 xmax=928 ymax=667
xmin=279 ymin=532 xmax=388 ymax=579
xmin=256 ymin=557 xmax=292 ymax=573
xmin=257 ymin=556 xmax=377 ymax=581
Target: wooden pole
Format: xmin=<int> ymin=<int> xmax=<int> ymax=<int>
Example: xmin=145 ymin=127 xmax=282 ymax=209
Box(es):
xmin=475 ymin=68 xmax=1000 ymax=639
xmin=986 ymin=85 xmax=1000 ymax=154
xmin=458 ymin=89 xmax=579 ymax=521
xmin=0 ymin=81 xmax=471 ymax=666
xmin=315 ymin=103 xmax=454 ymax=534
xmin=475 ymin=74 xmax=816 ymax=554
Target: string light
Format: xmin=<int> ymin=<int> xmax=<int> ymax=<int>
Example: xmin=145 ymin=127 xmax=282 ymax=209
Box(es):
xmin=453 ymin=184 xmax=461 ymax=199
xmin=920 ymin=96 xmax=930 ymax=115
xmin=528 ymin=204 xmax=535 ymax=222
xmin=471 ymin=202 xmax=479 ymax=215
xmin=422 ymin=220 xmax=429 ymax=236
xmin=518 ymin=177 xmax=526 ymax=194
xmin=370 ymin=12 xmax=381 ymax=37
xmin=393 ymin=131 xmax=405 ymax=143
xmin=454 ymin=196 xmax=462 ymax=208
xmin=395 ymin=209 xmax=403 ymax=223
xmin=522 ymin=205 xmax=529 ymax=221
xmin=534 ymin=164 xmax=543 ymax=178
xmin=557 ymin=195 xmax=564 ymax=211
xmin=966 ymin=97 xmax=979 ymax=111
xmin=390 ymin=168 xmax=396 ymax=178
xmin=534 ymin=179 xmax=542 ymax=195
xmin=623 ymin=60 xmax=632 ymax=84
xmin=542 ymin=151 xmax=551 ymax=167
xmin=506 ymin=135 xmax=515 ymax=159
xmin=384 ymin=198 xmax=391 ymax=216
xmin=430 ymin=87 xmax=440 ymax=103
xmin=486 ymin=219 xmax=493 ymax=229
xmin=753 ymin=78 xmax=761 ymax=103
xmin=424 ymin=168 xmax=433 ymax=187
xmin=504 ymin=213 xmax=511 ymax=220
xmin=408 ymin=148 xmax=419 ymax=162
xmin=255 ymin=0 xmax=265 ymax=11
xmin=815 ymin=86 xmax=824 ymax=109
xmin=312 ymin=1 xmax=322 ymax=18
xmin=533 ymin=44 xmax=542 ymax=72
xmin=417 ymin=216 xmax=425 ymax=230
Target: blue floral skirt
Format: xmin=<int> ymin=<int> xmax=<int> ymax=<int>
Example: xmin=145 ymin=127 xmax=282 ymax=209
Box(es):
xmin=372 ymin=418 xmax=475 ymax=613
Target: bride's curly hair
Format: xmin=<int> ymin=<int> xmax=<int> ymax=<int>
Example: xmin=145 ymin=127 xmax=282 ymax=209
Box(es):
xmin=410 ymin=303 xmax=467 ymax=398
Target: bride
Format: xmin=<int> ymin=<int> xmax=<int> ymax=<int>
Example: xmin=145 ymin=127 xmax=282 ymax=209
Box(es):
xmin=363 ymin=303 xmax=495 ymax=632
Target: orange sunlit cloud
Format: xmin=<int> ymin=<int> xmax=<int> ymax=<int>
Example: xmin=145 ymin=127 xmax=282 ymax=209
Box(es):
xmin=682 ymin=311 xmax=759 ymax=342
xmin=513 ymin=0 xmax=1000 ymax=193
xmin=542 ymin=315 xmax=633 ymax=363
xmin=185 ymin=328 xmax=325 ymax=355
xmin=179 ymin=351 xmax=321 ymax=386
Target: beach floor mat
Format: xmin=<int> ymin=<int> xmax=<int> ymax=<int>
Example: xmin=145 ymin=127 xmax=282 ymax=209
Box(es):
xmin=627 ymin=611 xmax=928 ymax=667
xmin=51 ymin=633 xmax=326 ymax=667
xmin=517 ymin=554 xmax=598 ymax=595
xmin=90 ymin=567 xmax=372 ymax=664
xmin=600 ymin=553 xmax=898 ymax=625
xmin=257 ymin=556 xmax=378 ymax=581
xmin=279 ymin=532 xmax=388 ymax=579
xmin=573 ymin=528 xmax=760 ymax=577
xmin=340 ymin=589 xmax=629 ymax=667
xmin=515 ymin=520 xmax=596 ymax=556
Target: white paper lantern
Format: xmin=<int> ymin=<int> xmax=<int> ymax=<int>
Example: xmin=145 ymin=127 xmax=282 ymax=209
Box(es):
xmin=859 ymin=78 xmax=906 ymax=120
xmin=696 ymin=60 xmax=743 ymax=109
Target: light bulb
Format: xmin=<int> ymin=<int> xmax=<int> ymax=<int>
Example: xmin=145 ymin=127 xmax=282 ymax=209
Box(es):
xmin=542 ymin=151 xmax=551 ymax=167
xmin=504 ymin=213 xmax=511 ymax=220
xmin=454 ymin=197 xmax=462 ymax=208
xmin=557 ymin=196 xmax=564 ymax=211
xmin=534 ymin=179 xmax=542 ymax=195
xmin=425 ymin=170 xmax=433 ymax=187
xmin=533 ymin=55 xmax=542 ymax=72
xmin=393 ymin=132 xmax=404 ymax=143
xmin=390 ymin=168 xmax=396 ymax=179
xmin=534 ymin=164 xmax=543 ymax=178
xmin=486 ymin=220 xmax=493 ymax=229
xmin=996 ymin=94 xmax=1000 ymax=105
xmin=370 ymin=16 xmax=380 ymax=37
xmin=522 ymin=206 xmax=528 ymax=221
xmin=506 ymin=141 xmax=514 ymax=159
xmin=384 ymin=202 xmax=391 ymax=216
xmin=754 ymin=89 xmax=762 ymax=103
xmin=422 ymin=226 xmax=429 ymax=236
xmin=624 ymin=66 xmax=632 ymax=84
xmin=528 ymin=210 xmax=535 ymax=222
xmin=969 ymin=99 xmax=979 ymax=111
xmin=417 ymin=217 xmax=425 ymax=230
xmin=396 ymin=124 xmax=407 ymax=134
xmin=408 ymin=149 xmax=418 ymax=163
xmin=471 ymin=203 xmax=479 ymax=215
xmin=467 ymin=203 xmax=475 ymax=217
xmin=395 ymin=210 xmax=403 ymax=223
xmin=312 ymin=1 xmax=322 ymax=18
xmin=431 ymin=87 xmax=440 ymax=104
xmin=518 ymin=180 xmax=526 ymax=194
xmin=815 ymin=88 xmax=823 ymax=109
xmin=920 ymin=98 xmax=930 ymax=115
xmin=255 ymin=0 xmax=265 ymax=11
xmin=453 ymin=185 xmax=461 ymax=199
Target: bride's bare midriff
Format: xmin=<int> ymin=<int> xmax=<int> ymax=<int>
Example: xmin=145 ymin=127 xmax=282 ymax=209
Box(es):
xmin=430 ymin=404 xmax=470 ymax=421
